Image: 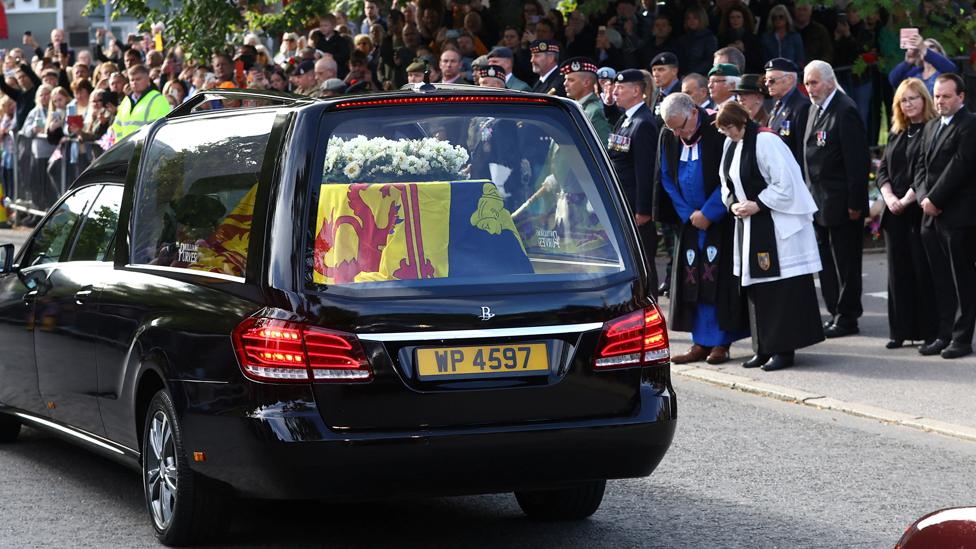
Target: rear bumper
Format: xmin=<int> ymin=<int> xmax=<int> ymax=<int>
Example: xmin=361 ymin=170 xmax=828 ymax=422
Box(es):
xmin=175 ymin=381 xmax=676 ymax=500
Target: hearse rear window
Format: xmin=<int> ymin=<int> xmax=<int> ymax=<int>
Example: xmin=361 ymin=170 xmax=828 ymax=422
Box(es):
xmin=307 ymin=102 xmax=627 ymax=288
xmin=131 ymin=112 xmax=275 ymax=278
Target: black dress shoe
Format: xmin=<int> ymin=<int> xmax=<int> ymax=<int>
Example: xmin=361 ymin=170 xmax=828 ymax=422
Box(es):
xmin=941 ymin=343 xmax=973 ymax=359
xmin=742 ymin=354 xmax=771 ymax=368
xmin=824 ymin=323 xmax=859 ymax=338
xmin=761 ymin=352 xmax=795 ymax=371
xmin=657 ymin=282 xmax=670 ymax=297
xmin=919 ymin=338 xmax=950 ymax=356
xmin=885 ymin=339 xmax=904 ymax=349
xmin=822 ymin=320 xmax=835 ymax=330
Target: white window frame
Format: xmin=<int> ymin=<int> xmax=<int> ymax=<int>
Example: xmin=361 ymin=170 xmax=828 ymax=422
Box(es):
xmin=5 ymin=0 xmax=64 ymax=30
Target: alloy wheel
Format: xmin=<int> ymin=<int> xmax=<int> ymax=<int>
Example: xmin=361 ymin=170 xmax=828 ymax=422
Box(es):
xmin=145 ymin=410 xmax=178 ymax=530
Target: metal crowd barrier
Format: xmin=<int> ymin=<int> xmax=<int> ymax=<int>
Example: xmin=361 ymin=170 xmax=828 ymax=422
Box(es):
xmin=7 ymin=133 xmax=76 ymax=222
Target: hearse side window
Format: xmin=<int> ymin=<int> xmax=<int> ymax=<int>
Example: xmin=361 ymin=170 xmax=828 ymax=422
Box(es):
xmin=69 ymin=185 xmax=123 ymax=262
xmin=130 ymin=113 xmax=275 ymax=278
xmin=307 ymin=104 xmax=627 ymax=289
xmin=21 ymin=185 xmax=101 ymax=268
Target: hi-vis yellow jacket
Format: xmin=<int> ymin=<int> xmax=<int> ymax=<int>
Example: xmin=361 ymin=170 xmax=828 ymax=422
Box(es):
xmin=112 ymin=89 xmax=171 ymax=140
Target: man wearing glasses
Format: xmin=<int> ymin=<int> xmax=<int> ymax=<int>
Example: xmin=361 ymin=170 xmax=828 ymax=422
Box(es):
xmin=765 ymin=57 xmax=808 ymax=164
xmin=654 ymin=92 xmax=747 ymax=365
xmin=707 ymin=63 xmax=740 ymax=108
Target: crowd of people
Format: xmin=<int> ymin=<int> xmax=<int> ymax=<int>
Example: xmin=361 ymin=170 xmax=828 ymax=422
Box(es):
xmin=0 ymin=0 xmax=971 ymax=365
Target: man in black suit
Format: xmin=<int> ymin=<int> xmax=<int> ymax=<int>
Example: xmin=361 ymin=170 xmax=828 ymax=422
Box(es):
xmin=765 ymin=57 xmax=808 ymax=164
xmin=607 ymin=69 xmax=659 ymax=293
xmin=529 ymin=40 xmax=566 ymax=96
xmin=914 ymin=73 xmax=976 ymax=359
xmin=650 ymin=52 xmax=681 ymax=124
xmin=801 ymin=60 xmax=870 ymax=338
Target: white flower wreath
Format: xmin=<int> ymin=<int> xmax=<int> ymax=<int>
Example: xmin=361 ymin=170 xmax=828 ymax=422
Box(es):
xmin=323 ymin=136 xmax=470 ymax=183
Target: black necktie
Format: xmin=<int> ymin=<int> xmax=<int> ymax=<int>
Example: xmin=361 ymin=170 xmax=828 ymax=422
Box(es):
xmin=772 ymin=99 xmax=782 ymax=118
xmin=813 ymin=105 xmax=824 ymax=125
xmin=930 ymin=122 xmax=946 ymax=152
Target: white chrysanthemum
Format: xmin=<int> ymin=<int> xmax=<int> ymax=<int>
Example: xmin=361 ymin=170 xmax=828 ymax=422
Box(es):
xmin=343 ymin=162 xmax=362 ymax=180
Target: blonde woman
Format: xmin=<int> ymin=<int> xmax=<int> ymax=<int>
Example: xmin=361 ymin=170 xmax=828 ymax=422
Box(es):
xmin=18 ymin=84 xmax=54 ymax=210
xmin=876 ymin=77 xmax=939 ymax=350
xmin=889 ymin=36 xmax=956 ymax=94
xmin=94 ymin=61 xmax=119 ymax=89
xmin=761 ymin=4 xmax=804 ymax=68
xmin=0 ymin=96 xmax=16 ymax=206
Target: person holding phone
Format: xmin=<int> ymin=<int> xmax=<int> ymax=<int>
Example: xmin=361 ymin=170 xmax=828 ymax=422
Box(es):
xmin=0 ymin=55 xmax=42 ymax=129
xmin=19 ymin=85 xmax=54 ymax=212
xmin=25 ymin=28 xmax=76 ymax=69
xmin=0 ymin=96 xmax=17 ymax=217
xmin=888 ymin=33 xmax=957 ymax=94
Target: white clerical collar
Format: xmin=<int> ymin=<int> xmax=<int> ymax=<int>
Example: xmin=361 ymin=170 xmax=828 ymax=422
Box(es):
xmin=539 ymin=66 xmax=557 ymax=83
xmin=623 ymin=102 xmax=643 ymax=119
xmin=817 ymin=88 xmax=838 ymax=110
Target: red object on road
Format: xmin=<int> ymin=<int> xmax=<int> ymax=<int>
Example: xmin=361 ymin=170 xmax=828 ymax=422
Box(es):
xmin=896 ymin=507 xmax=976 ymax=548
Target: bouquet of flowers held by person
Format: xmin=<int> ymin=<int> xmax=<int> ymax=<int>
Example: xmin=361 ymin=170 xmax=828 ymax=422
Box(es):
xmin=323 ymin=136 xmax=470 ymax=183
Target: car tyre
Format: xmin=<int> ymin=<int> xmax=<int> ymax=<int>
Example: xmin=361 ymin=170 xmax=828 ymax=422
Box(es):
xmin=143 ymin=390 xmax=232 ymax=546
xmin=0 ymin=413 xmax=20 ymax=443
xmin=515 ymin=480 xmax=606 ymax=521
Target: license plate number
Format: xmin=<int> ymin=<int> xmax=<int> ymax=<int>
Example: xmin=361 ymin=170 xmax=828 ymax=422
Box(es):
xmin=416 ymin=343 xmax=549 ymax=379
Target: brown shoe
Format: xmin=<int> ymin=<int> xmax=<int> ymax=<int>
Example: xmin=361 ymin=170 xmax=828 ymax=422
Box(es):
xmin=672 ymin=344 xmax=711 ymax=364
xmin=706 ymin=346 xmax=730 ymax=365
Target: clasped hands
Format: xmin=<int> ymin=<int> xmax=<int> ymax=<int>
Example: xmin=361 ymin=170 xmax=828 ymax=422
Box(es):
xmin=689 ymin=210 xmax=712 ymax=229
xmin=882 ymin=187 xmax=916 ymax=216
xmin=729 ymin=201 xmax=759 ymax=219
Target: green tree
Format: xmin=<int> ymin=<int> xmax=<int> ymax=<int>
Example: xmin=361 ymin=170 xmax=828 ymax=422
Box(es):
xmin=83 ymin=0 xmax=342 ymax=60
xmin=561 ymin=0 xmax=974 ymax=71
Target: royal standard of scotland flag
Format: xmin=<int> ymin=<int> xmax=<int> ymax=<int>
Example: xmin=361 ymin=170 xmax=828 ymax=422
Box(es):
xmin=314 ymin=180 xmax=533 ymax=284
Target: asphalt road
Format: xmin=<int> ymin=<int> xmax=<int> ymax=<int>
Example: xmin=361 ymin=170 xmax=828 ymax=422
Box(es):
xmin=2 ymin=378 xmax=973 ymax=548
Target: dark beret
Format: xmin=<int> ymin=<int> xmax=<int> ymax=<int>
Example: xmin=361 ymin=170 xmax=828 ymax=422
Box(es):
xmin=764 ymin=57 xmax=799 ymax=73
xmin=615 ymin=69 xmax=644 ymax=83
xmin=650 ymin=52 xmax=679 ymax=68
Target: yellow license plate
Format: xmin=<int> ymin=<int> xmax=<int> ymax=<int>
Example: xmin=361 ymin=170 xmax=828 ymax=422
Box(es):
xmin=416 ymin=343 xmax=549 ymax=379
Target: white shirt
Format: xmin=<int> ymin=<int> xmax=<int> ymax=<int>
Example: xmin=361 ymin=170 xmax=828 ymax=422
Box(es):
xmin=538 ymin=66 xmax=557 ymax=85
xmin=622 ymin=102 xmax=643 ymax=120
xmin=941 ymin=113 xmax=955 ymax=126
xmin=816 ymin=87 xmax=838 ymax=111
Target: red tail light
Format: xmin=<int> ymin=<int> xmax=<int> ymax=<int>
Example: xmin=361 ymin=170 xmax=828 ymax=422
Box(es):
xmin=233 ymin=317 xmax=372 ymax=383
xmin=594 ymin=305 xmax=670 ymax=369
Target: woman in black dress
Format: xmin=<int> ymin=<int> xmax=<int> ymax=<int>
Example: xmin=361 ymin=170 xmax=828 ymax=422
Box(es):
xmin=876 ymin=77 xmax=939 ymax=349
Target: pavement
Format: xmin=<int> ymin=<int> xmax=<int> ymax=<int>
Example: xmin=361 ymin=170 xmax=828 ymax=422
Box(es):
xmin=660 ymin=249 xmax=976 ymax=443
xmin=2 ymin=224 xmax=973 ymax=443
